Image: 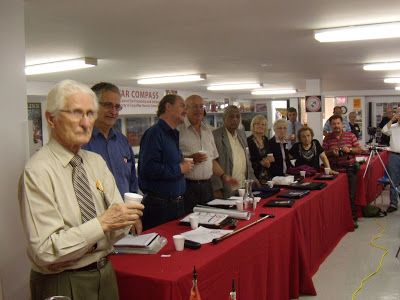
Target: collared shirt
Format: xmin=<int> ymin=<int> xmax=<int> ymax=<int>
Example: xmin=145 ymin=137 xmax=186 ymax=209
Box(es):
xmin=177 ymin=117 xmax=219 ymax=180
xmin=275 ymin=135 xmax=288 ymax=173
xmin=382 ymin=122 xmax=400 ymax=153
xmin=82 ymin=127 xmax=138 ymax=198
xmin=138 ymin=119 xmax=185 ymax=198
xmin=322 ymin=131 xmax=360 ymax=167
xmin=226 ymin=128 xmax=246 ymax=189
xmin=323 ymin=118 xmax=351 ymax=133
xmin=19 ymin=138 xmax=128 ymax=274
xmin=286 ymin=120 xmax=303 ymax=149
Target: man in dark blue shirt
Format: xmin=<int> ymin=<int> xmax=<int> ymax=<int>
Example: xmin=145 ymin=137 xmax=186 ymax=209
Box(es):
xmin=82 ymin=82 xmax=138 ymax=198
xmin=139 ymin=94 xmax=194 ymax=230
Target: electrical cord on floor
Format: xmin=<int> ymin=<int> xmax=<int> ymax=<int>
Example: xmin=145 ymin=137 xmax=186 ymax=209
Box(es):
xmin=352 ymin=217 xmax=389 ymax=300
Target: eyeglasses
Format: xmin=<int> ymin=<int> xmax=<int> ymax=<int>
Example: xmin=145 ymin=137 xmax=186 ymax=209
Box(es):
xmin=187 ymin=104 xmax=205 ymax=110
xmin=99 ymin=102 xmax=123 ymax=111
xmin=59 ymin=110 xmax=98 ymax=121
xmin=276 ymin=127 xmax=287 ymax=130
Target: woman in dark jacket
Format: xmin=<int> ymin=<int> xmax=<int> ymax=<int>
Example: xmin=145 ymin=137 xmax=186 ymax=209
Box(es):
xmin=268 ymin=119 xmax=293 ymax=178
xmin=247 ymin=115 xmax=274 ymax=183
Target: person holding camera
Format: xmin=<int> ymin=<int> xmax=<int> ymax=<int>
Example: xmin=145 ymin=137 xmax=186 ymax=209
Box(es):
xmin=382 ymin=107 xmax=400 ymax=213
xmin=322 ymin=115 xmax=362 ymax=229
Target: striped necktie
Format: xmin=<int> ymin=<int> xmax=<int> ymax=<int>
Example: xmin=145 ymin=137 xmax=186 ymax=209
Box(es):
xmin=70 ymin=155 xmax=97 ymax=223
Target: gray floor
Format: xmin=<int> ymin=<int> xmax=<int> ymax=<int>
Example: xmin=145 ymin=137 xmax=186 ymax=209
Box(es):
xmin=298 ymin=188 xmax=400 ymax=300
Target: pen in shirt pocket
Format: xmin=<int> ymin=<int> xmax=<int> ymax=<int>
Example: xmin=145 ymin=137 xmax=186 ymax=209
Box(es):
xmin=96 ymin=179 xmax=111 ymax=207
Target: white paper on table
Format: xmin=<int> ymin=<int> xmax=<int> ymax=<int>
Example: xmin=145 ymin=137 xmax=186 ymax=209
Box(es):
xmin=180 ymin=226 xmax=233 ymax=244
xmin=180 ymin=212 xmax=229 ymax=225
xmin=228 ymin=196 xmax=261 ymax=203
xmin=207 ymin=199 xmax=237 ymax=205
xmin=356 ymin=156 xmax=367 ymax=163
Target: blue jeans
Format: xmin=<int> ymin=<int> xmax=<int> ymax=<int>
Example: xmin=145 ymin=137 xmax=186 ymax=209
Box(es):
xmin=387 ymin=152 xmax=400 ymax=208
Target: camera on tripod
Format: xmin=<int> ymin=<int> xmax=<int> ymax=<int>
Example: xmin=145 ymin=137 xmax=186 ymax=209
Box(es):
xmin=367 ymin=127 xmax=378 ymax=144
xmin=338 ymin=147 xmax=345 ymax=157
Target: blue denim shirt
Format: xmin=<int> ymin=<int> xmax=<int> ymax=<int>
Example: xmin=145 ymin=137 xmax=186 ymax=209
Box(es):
xmin=82 ymin=127 xmax=138 ymax=198
xmin=138 ymin=119 xmax=185 ymax=198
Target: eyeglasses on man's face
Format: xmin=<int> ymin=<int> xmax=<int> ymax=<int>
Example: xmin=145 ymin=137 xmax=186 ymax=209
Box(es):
xmin=187 ymin=104 xmax=205 ymax=110
xmin=99 ymin=102 xmax=123 ymax=111
xmin=59 ymin=110 xmax=98 ymax=121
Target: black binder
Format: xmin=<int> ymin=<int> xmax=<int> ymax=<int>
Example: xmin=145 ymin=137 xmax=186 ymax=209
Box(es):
xmin=314 ymin=174 xmax=338 ymax=180
xmin=277 ymin=190 xmax=310 ymax=199
xmin=263 ymin=199 xmax=295 ymax=208
xmin=287 ymin=182 xmax=327 ymax=190
xmin=252 ymin=187 xmax=281 ymax=198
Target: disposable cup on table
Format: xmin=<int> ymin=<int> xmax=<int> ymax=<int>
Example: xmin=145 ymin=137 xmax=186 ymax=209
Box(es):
xmin=299 ymin=171 xmax=306 ymax=178
xmin=189 ymin=215 xmax=199 ymax=229
xmin=324 ymin=168 xmax=331 ymax=175
xmin=173 ymin=235 xmax=185 ymax=251
xmin=236 ymin=200 xmax=243 ymax=211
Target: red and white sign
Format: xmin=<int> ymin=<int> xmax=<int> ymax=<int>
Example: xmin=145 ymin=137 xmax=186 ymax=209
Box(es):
xmin=118 ymin=86 xmax=164 ymax=114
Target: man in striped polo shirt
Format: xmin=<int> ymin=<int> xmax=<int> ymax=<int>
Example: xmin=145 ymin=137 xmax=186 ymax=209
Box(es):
xmin=323 ymin=115 xmax=362 ymax=229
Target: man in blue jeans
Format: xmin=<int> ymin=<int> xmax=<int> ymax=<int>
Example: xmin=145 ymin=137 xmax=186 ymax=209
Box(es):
xmin=382 ymin=107 xmax=400 ymax=213
xmin=138 ymin=94 xmax=194 ymax=230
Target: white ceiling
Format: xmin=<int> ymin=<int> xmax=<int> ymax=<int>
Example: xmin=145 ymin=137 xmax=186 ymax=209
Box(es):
xmin=24 ymin=0 xmax=400 ymax=98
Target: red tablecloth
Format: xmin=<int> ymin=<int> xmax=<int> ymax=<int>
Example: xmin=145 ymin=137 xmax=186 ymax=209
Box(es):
xmin=355 ymin=151 xmax=389 ymax=217
xmin=111 ymin=174 xmax=353 ymax=300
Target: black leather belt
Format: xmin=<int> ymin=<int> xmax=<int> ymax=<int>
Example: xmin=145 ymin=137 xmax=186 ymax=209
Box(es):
xmin=186 ymin=179 xmax=210 ymax=184
xmin=147 ymin=194 xmax=183 ymax=202
xmin=70 ymin=254 xmax=110 ymax=272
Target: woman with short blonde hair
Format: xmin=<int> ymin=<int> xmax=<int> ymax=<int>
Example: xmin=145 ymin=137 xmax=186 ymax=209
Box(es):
xmin=247 ymin=115 xmax=273 ymax=183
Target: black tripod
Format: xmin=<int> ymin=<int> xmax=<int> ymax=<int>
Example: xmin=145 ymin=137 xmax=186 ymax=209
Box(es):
xmin=364 ymin=146 xmax=400 ymax=257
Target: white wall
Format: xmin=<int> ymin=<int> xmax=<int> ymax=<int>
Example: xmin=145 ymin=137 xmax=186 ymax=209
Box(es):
xmin=0 ymin=1 xmax=31 ymax=299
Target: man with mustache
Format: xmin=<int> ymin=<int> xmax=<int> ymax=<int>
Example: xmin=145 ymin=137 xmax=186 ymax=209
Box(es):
xmin=323 ymin=115 xmax=362 ymax=229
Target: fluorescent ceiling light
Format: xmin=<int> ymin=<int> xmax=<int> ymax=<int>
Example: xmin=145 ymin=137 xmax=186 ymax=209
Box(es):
xmin=25 ymin=57 xmax=97 ymax=75
xmin=207 ymin=83 xmax=262 ymax=91
xmin=251 ymin=89 xmax=297 ymax=95
xmin=363 ymin=62 xmax=400 ymax=71
xmin=137 ymin=74 xmax=206 ymax=84
xmin=314 ymin=22 xmax=400 ymax=42
xmin=395 ymin=86 xmax=400 ymax=90
xmin=384 ymin=77 xmax=400 ymax=83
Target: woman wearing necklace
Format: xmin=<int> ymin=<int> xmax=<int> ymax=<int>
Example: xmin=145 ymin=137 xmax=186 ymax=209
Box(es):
xmin=289 ymin=126 xmax=337 ymax=174
xmin=247 ymin=115 xmax=274 ymax=183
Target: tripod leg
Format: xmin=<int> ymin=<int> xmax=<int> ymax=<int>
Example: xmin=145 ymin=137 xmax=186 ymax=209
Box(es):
xmin=396 ymin=246 xmax=400 ymax=258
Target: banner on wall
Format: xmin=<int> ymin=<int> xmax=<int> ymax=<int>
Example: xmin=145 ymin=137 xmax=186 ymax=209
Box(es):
xmin=118 ymin=86 xmax=164 ymax=115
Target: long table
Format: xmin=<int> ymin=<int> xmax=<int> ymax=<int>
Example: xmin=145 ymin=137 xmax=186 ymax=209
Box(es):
xmin=355 ymin=151 xmax=389 ymax=218
xmin=111 ymin=174 xmax=354 ymax=300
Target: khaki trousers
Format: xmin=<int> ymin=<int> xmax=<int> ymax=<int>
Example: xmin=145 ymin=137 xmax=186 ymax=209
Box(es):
xmin=30 ymin=261 xmax=119 ymax=300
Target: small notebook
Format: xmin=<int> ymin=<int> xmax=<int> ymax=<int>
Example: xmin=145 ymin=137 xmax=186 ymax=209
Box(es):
xmin=114 ymin=233 xmax=160 ymax=248
xmin=277 ymin=189 xmax=310 ymax=199
xmin=314 ymin=174 xmax=338 ymax=180
xmin=263 ymin=199 xmax=295 ymax=208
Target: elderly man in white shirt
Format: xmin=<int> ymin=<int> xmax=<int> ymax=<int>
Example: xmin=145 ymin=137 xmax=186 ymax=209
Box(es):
xmin=178 ymin=95 xmax=237 ymax=213
xmin=382 ymin=107 xmax=400 ymax=213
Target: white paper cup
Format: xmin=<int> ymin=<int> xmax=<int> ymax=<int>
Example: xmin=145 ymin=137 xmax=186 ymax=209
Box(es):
xmin=299 ymin=171 xmax=306 ymax=178
xmin=198 ymin=150 xmax=207 ymax=154
xmin=238 ymin=188 xmax=245 ymax=197
xmin=124 ymin=192 xmax=143 ymax=203
xmin=236 ymin=200 xmax=243 ymax=211
xmin=324 ymin=168 xmax=331 ymax=175
xmin=267 ymin=153 xmax=274 ymax=157
xmin=173 ymin=235 xmax=185 ymax=251
xmin=189 ymin=215 xmax=199 ymax=229
xmin=184 ymin=157 xmax=194 ymax=162
xmin=267 ymin=181 xmax=274 ymax=188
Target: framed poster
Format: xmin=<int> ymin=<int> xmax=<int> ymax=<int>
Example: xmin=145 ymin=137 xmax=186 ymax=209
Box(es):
xmin=28 ymin=103 xmax=43 ymax=156
xmin=305 ymin=96 xmax=322 ymax=112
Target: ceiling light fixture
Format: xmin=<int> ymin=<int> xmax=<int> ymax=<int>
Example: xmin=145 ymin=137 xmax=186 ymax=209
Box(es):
xmin=395 ymin=86 xmax=400 ymax=90
xmin=207 ymin=83 xmax=262 ymax=91
xmin=314 ymin=22 xmax=400 ymax=42
xmin=251 ymin=89 xmax=297 ymax=95
xmin=137 ymin=74 xmax=206 ymax=84
xmin=363 ymin=62 xmax=400 ymax=71
xmin=25 ymin=57 xmax=97 ymax=75
xmin=384 ymin=77 xmax=400 ymax=83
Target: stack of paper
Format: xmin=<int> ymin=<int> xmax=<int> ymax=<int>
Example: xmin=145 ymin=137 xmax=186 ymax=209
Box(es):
xmin=193 ymin=205 xmax=250 ymax=220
